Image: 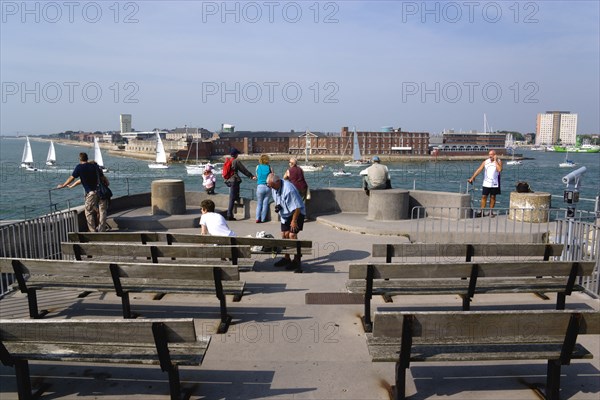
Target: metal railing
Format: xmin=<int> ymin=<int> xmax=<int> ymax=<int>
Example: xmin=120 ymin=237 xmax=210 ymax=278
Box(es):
xmin=410 ymin=205 xmax=599 ymax=298
xmin=0 ymin=209 xmax=79 ymax=297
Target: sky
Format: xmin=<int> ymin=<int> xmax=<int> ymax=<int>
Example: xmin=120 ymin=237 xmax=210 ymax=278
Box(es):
xmin=1 ymin=0 xmax=599 ymax=136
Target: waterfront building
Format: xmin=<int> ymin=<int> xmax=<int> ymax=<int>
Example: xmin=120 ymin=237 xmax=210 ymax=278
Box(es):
xmin=536 ymin=111 xmax=578 ymax=145
xmin=437 ymin=129 xmax=507 ymax=155
xmin=120 ymin=114 xmax=132 ymax=134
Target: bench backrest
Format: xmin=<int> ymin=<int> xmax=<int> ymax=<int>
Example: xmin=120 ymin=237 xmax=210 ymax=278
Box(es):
xmin=348 ymin=261 xmax=596 ymax=280
xmin=0 ymin=258 xmax=239 ymax=281
xmin=61 ymin=242 xmax=252 ymax=261
xmin=372 ymin=310 xmax=600 ymax=344
xmin=372 ymin=243 xmax=564 ymax=262
xmin=0 ymin=318 xmax=200 ymax=345
xmin=68 ymin=232 xmax=312 ymax=249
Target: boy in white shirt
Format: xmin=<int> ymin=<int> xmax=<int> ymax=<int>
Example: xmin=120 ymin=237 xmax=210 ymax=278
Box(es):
xmin=200 ymin=199 xmax=235 ymax=236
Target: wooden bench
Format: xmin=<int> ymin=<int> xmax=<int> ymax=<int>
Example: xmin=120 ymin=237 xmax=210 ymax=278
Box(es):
xmin=372 ymin=243 xmax=564 ymax=263
xmin=67 ymin=231 xmax=313 ymax=268
xmin=367 ymin=310 xmax=600 ymax=400
xmin=347 ymin=260 xmax=596 ymax=332
xmin=61 ymin=242 xmax=254 ymax=269
xmin=0 ymin=258 xmax=243 ymax=333
xmin=0 ymin=318 xmax=210 ymax=400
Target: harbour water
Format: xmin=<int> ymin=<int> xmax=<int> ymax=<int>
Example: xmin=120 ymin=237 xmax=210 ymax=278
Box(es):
xmin=1 ymin=137 xmax=598 ymax=220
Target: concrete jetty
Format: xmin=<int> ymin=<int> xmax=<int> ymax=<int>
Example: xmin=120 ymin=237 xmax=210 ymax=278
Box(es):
xmin=1 ymin=192 xmax=598 ymax=399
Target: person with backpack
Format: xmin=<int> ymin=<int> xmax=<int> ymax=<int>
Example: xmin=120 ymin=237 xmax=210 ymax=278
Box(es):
xmin=223 ymin=148 xmax=256 ymax=221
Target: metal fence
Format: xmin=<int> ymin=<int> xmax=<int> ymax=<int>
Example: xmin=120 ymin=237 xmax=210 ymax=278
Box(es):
xmin=0 ymin=209 xmax=79 ymax=297
xmin=410 ymin=205 xmax=599 ymax=298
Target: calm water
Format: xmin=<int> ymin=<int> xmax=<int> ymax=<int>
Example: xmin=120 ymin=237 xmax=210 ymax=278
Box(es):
xmin=1 ymin=137 xmax=598 ymax=220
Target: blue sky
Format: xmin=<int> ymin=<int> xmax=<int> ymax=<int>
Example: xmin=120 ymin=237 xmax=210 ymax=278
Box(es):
xmin=1 ymin=0 xmax=599 ymax=135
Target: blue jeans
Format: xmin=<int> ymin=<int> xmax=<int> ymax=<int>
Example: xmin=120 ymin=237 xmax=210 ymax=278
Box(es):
xmin=255 ymin=184 xmax=271 ymax=222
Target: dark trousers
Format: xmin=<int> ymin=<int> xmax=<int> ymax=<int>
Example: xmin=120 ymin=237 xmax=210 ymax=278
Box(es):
xmin=227 ymin=180 xmax=240 ymax=218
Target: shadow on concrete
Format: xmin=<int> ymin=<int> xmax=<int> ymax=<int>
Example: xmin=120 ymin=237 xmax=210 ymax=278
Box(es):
xmin=0 ymin=365 xmax=315 ymax=399
xmin=407 ymin=363 xmax=600 ymax=399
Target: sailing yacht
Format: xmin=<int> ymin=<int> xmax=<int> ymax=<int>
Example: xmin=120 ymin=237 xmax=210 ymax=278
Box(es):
xmin=344 ymin=127 xmax=370 ymax=167
xmin=21 ymin=137 xmax=37 ymax=171
xmin=299 ymin=131 xmax=324 ymax=172
xmin=93 ymin=137 xmax=108 ymax=172
xmin=185 ymin=138 xmax=208 ymax=175
xmin=148 ymin=133 xmax=169 ymax=169
xmin=505 ymin=145 xmax=522 ymax=166
xmin=559 ymin=151 xmax=576 ymax=168
xmin=46 ymin=140 xmax=56 ymax=166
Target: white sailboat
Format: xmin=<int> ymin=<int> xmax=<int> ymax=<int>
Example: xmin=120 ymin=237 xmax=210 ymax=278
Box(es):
xmin=148 ymin=133 xmax=169 ymax=169
xmin=185 ymin=138 xmax=208 ymax=175
xmin=46 ymin=140 xmax=56 ymax=166
xmin=93 ymin=137 xmax=108 ymax=172
xmin=21 ymin=137 xmax=37 ymax=171
xmin=505 ymin=144 xmax=522 ymax=166
xmin=344 ymin=127 xmax=370 ymax=167
xmin=559 ymin=151 xmax=576 ymax=168
xmin=300 ymin=131 xmax=324 ymax=172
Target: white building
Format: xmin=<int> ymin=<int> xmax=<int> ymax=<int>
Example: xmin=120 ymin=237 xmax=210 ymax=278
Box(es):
xmin=536 ymin=111 xmax=577 ymax=145
xmin=120 ymin=114 xmax=132 ymax=134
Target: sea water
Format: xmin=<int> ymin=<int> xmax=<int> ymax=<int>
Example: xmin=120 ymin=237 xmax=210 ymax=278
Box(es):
xmin=1 ymin=137 xmax=598 ymax=220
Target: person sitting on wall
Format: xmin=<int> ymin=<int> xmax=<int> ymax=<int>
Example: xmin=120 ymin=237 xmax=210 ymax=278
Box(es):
xmin=362 ymin=156 xmax=391 ymax=196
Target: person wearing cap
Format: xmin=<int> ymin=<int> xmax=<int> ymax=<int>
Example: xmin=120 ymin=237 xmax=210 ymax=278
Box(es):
xmin=362 ymin=156 xmax=391 ymax=195
xmin=225 ymin=148 xmax=256 ymax=221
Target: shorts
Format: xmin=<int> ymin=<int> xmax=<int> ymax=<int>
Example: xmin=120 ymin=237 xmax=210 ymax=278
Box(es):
xmin=281 ymin=213 xmax=305 ymax=233
xmin=482 ymin=186 xmax=501 ymax=196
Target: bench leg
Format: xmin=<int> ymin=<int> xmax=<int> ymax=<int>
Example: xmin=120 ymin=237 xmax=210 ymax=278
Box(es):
xmin=167 ymin=364 xmax=181 ymax=400
xmin=460 ymin=294 xmax=471 ymax=311
xmin=556 ymin=293 xmax=566 ymax=310
xmin=25 ymin=289 xmax=49 ymax=319
xmin=14 ymin=359 xmax=32 ymax=400
xmin=120 ymin=292 xmax=133 ymax=319
xmin=546 ymin=359 xmax=561 ymax=400
xmin=394 ymin=362 xmax=407 ymax=400
xmin=363 ymin=299 xmax=373 ymax=333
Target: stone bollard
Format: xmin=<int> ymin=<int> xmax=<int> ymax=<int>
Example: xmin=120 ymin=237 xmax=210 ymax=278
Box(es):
xmin=151 ymin=179 xmax=186 ymax=215
xmin=367 ymin=189 xmax=409 ymax=220
xmin=508 ymin=192 xmax=551 ymax=223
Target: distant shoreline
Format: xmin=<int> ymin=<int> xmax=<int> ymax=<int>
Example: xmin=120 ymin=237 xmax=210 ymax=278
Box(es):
xmin=25 ymin=137 xmax=523 ymax=163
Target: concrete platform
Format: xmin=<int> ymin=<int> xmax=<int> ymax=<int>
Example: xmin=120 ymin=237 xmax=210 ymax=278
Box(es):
xmin=1 ymin=210 xmax=599 ymax=399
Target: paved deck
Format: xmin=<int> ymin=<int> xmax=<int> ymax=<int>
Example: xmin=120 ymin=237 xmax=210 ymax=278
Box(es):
xmin=1 ymin=211 xmax=599 ymax=399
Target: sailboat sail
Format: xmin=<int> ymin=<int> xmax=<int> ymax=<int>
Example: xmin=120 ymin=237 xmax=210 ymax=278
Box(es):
xmin=352 ymin=128 xmax=361 ymax=161
xmin=22 ymin=137 xmax=34 ymax=164
xmin=21 ymin=137 xmax=37 ymax=170
xmin=46 ymin=141 xmax=56 ymax=165
xmin=344 ymin=127 xmax=370 ymax=167
xmin=149 ymin=132 xmax=169 ymax=169
xmin=156 ymin=133 xmax=167 ymax=163
xmin=93 ymin=138 xmax=104 ymax=167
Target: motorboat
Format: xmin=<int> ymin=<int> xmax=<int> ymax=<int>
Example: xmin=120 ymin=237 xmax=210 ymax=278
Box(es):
xmin=148 ymin=133 xmax=169 ymax=169
xmin=333 ymin=170 xmax=352 ymax=177
xmin=21 ymin=137 xmax=37 ymax=171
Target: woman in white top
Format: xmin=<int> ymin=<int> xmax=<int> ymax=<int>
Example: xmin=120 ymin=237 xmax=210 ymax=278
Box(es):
xmin=468 ymin=150 xmax=502 ymax=217
xmin=200 ymin=199 xmax=235 ymax=236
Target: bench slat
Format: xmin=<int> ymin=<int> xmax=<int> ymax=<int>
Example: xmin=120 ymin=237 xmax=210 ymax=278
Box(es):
xmin=371 ymin=243 xmax=564 ymax=260
xmin=372 ymin=310 xmax=600 ymax=340
xmin=348 ymin=261 xmax=595 ymax=279
xmin=61 ymin=243 xmax=252 ymax=259
xmin=367 ymin=341 xmax=593 ymax=362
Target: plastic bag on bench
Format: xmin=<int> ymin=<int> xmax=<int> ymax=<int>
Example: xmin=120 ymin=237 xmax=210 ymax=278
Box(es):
xmin=251 ymin=231 xmax=279 ymax=253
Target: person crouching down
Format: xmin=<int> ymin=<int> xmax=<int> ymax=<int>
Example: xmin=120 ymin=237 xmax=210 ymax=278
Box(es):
xmin=202 ymin=164 xmax=216 ymax=195
xmin=267 ymin=173 xmax=305 ymax=271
